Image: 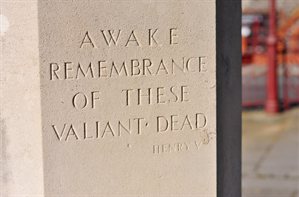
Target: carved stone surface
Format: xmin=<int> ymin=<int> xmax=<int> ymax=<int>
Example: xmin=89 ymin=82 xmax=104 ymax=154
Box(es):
xmin=1 ymin=1 xmax=241 ymax=196
xmin=40 ymin=1 xmax=216 ymax=196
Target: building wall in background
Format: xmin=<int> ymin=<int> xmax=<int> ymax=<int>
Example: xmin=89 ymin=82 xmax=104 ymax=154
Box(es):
xmin=243 ymin=0 xmax=299 ymax=15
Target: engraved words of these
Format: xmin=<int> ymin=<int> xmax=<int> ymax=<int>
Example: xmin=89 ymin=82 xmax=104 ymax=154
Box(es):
xmin=48 ymin=28 xmax=210 ymax=146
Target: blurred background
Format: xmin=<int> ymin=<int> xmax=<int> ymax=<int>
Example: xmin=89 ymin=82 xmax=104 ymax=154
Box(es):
xmin=242 ymin=0 xmax=299 ymax=196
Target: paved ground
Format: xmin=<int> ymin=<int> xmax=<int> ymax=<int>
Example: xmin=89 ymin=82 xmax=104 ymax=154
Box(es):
xmin=242 ymin=107 xmax=299 ymax=197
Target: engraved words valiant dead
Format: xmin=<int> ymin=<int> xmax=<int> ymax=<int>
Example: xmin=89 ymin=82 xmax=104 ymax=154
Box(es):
xmin=36 ymin=1 xmax=221 ymax=196
xmin=4 ymin=1 xmax=240 ymax=196
xmin=46 ymin=27 xmax=212 ymax=151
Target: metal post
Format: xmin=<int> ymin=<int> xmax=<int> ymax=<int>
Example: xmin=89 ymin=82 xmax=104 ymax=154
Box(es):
xmin=265 ymin=0 xmax=279 ymax=113
xmin=282 ymin=40 xmax=289 ymax=110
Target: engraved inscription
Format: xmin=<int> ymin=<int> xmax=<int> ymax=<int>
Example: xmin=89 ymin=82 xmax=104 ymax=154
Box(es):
xmin=121 ymin=85 xmax=189 ymax=106
xmin=156 ymin=113 xmax=207 ymax=133
xmin=79 ymin=28 xmax=179 ymax=48
xmin=52 ymin=117 xmax=147 ymax=141
xmin=72 ymin=91 xmax=101 ymax=109
xmin=40 ymin=2 xmax=217 ymax=195
xmin=49 ymin=56 xmax=208 ymax=80
xmin=45 ymin=26 xmax=213 ymax=149
xmin=50 ymin=112 xmax=207 ymax=142
xmin=153 ymin=130 xmax=216 ymax=155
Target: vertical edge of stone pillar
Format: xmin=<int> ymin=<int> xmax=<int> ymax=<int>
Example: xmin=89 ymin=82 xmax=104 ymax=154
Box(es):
xmin=1 ymin=1 xmax=44 ymax=196
xmin=216 ymin=0 xmax=242 ymax=197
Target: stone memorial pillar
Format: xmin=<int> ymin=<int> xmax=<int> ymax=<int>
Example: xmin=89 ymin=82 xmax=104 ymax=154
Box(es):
xmin=1 ymin=1 xmax=241 ymax=196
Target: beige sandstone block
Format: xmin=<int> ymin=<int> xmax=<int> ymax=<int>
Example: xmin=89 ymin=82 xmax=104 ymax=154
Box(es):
xmin=1 ymin=1 xmax=241 ymax=196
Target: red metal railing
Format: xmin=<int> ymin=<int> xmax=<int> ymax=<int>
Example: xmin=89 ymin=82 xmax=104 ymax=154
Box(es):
xmin=242 ymin=28 xmax=299 ymax=109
